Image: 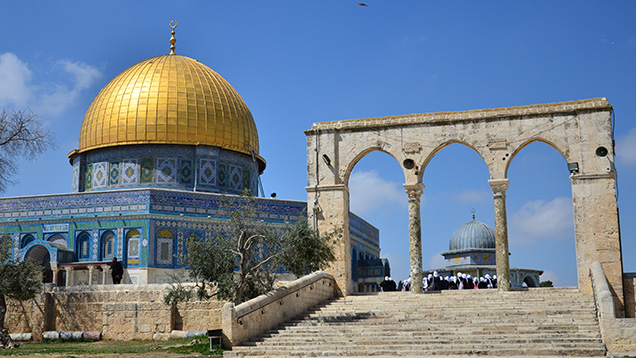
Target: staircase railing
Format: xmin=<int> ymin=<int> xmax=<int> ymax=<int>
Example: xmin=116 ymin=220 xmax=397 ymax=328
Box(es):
xmin=221 ymin=271 xmax=336 ymax=347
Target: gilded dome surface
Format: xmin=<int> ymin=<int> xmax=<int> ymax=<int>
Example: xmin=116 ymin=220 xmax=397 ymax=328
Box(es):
xmin=77 ymin=54 xmax=264 ymax=168
xmin=449 ymin=219 xmax=496 ymax=251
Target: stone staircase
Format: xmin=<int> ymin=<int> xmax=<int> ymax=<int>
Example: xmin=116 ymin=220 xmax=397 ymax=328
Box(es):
xmin=224 ymin=287 xmax=606 ymax=357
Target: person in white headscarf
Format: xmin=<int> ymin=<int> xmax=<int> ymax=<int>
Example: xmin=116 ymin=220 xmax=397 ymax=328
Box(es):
xmin=402 ymin=276 xmax=411 ymax=291
xmin=484 ymin=274 xmax=493 ymax=289
xmin=379 ymin=276 xmax=390 ymax=292
xmin=448 ymin=276 xmax=458 ymax=290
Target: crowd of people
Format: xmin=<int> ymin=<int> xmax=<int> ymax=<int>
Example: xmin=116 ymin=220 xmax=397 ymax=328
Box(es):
xmin=380 ymin=272 xmax=498 ymax=292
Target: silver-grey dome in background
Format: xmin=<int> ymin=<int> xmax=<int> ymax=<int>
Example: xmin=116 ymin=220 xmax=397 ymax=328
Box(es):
xmin=449 ymin=219 xmax=496 ymax=251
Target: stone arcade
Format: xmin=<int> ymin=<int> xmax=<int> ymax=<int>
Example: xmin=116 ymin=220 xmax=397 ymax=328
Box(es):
xmin=306 ymin=98 xmax=626 ymax=314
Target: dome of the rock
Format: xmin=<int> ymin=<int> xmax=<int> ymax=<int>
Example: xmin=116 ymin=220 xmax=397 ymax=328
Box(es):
xmin=68 ymin=48 xmax=265 ymax=194
xmin=75 ymin=54 xmax=264 ymax=169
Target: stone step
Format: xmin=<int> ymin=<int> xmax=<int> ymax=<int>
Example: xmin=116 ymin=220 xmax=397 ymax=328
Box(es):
xmin=226 ymin=288 xmax=605 ymax=357
xmin=226 ymin=346 xmax=607 ymax=357
xmin=248 ymin=336 xmax=603 ymax=345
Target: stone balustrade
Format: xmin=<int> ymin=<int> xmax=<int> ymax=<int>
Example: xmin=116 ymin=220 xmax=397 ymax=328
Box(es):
xmin=222 ymin=271 xmax=336 ymax=347
xmin=590 ymin=261 xmax=636 ymax=354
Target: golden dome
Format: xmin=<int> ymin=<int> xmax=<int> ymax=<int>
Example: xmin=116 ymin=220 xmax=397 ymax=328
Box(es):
xmin=76 ymin=54 xmax=265 ymax=170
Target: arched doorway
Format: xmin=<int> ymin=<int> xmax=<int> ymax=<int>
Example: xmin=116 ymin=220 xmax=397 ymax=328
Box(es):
xmin=24 ymin=245 xmax=53 ymax=283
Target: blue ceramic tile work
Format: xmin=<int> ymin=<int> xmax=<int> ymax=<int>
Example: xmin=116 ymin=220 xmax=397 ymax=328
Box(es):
xmin=71 ymin=144 xmax=259 ymax=195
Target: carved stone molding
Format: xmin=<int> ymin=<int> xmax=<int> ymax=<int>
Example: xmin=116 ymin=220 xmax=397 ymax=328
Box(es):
xmin=488 ymin=179 xmax=509 ymax=194
xmin=403 ymin=183 xmax=425 ymax=200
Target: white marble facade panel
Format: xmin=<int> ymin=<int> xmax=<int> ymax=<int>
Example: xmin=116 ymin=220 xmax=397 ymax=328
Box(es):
xmin=121 ymin=160 xmax=139 ymax=185
xmin=156 ymin=158 xmax=177 ymax=184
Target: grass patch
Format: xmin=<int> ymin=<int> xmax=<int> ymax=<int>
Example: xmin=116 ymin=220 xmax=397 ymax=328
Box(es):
xmin=0 ymin=336 xmax=223 ymax=357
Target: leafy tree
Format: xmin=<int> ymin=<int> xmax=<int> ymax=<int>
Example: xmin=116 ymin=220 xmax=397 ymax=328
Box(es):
xmin=540 ymin=280 xmax=554 ymax=287
xmin=167 ymin=194 xmax=336 ymax=305
xmin=0 ymin=109 xmax=55 ymax=193
xmin=0 ymin=236 xmax=43 ymax=349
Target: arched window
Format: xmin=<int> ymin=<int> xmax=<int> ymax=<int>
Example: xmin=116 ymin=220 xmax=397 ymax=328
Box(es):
xmin=20 ymin=234 xmax=35 ymax=249
xmin=47 ymin=234 xmax=67 ymax=249
xmin=156 ymin=229 xmax=174 ymax=266
xmin=126 ymin=229 xmax=141 ymax=262
xmin=77 ymin=232 xmax=91 ymax=260
xmin=101 ymin=231 xmax=116 ymax=260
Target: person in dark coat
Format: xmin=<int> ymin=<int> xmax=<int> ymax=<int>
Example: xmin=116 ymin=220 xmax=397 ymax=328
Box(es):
xmin=111 ymin=257 xmax=124 ymax=284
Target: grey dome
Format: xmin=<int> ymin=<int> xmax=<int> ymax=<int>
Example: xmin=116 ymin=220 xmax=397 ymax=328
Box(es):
xmin=449 ymin=219 xmax=495 ymax=251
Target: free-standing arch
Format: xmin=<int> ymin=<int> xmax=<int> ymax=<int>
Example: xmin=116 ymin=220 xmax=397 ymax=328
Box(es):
xmin=306 ymin=98 xmax=624 ymax=313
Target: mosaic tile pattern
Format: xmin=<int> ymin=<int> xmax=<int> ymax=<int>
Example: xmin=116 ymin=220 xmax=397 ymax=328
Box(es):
xmin=117 ymin=228 xmax=123 ymax=258
xmin=199 ymin=158 xmax=217 ymax=185
xmin=109 ymin=161 xmax=120 ymax=185
xmin=85 ymin=164 xmax=93 ymax=191
xmin=178 ymin=159 xmax=192 ymax=185
xmin=229 ymin=165 xmax=242 ymax=191
xmin=72 ymin=165 xmax=80 ymax=192
xmin=92 ymin=230 xmax=98 ymax=260
xmin=218 ymin=163 xmax=227 ymax=188
xmin=156 ymin=158 xmax=177 ymax=184
xmin=141 ymin=158 xmax=154 ymax=183
xmin=121 ymin=160 xmax=139 ymax=185
xmin=93 ymin=162 xmax=108 ymax=189
xmin=156 ymin=237 xmax=173 ymax=265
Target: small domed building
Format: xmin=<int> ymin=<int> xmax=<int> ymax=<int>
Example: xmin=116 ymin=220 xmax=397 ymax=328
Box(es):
xmin=425 ymin=212 xmax=543 ymax=287
xmin=0 ymin=24 xmax=381 ymax=286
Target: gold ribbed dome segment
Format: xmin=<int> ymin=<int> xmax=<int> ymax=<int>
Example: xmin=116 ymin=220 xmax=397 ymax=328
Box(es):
xmin=78 ymin=54 xmax=262 ymax=164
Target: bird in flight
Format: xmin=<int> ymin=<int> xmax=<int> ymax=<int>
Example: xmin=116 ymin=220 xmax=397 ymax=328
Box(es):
xmin=358 ymin=2 xmax=369 ymax=6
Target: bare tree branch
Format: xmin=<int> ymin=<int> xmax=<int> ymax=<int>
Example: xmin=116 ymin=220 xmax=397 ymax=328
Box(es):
xmin=0 ymin=109 xmax=55 ymax=193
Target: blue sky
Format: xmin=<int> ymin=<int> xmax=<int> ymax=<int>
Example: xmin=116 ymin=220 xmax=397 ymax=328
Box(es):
xmin=2 ymin=1 xmax=635 ymax=286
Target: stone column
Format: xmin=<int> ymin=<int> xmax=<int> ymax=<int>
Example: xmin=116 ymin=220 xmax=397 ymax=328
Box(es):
xmin=101 ymin=264 xmax=110 ymax=284
xmin=489 ymin=179 xmax=511 ymax=291
xmin=65 ymin=267 xmax=74 ymax=287
xmin=52 ymin=268 xmax=59 ymax=286
xmin=404 ymin=183 xmax=425 ymax=294
xmin=87 ymin=265 xmax=95 ymax=286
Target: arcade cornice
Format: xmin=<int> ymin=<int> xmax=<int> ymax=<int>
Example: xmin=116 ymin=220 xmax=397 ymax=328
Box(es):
xmin=305 ymin=97 xmax=612 ymax=133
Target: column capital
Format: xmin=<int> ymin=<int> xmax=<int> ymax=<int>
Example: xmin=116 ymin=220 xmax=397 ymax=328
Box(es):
xmin=403 ymin=183 xmax=425 ymax=200
xmin=488 ymin=178 xmax=509 ymax=194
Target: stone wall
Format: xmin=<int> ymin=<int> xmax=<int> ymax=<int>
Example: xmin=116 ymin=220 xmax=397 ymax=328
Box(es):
xmin=6 ymin=284 xmax=226 ymax=341
xmin=624 ymin=273 xmax=636 ymax=318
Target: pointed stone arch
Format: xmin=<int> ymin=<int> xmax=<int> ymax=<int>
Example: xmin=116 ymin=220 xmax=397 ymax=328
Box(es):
xmin=306 ymin=98 xmax=623 ymax=314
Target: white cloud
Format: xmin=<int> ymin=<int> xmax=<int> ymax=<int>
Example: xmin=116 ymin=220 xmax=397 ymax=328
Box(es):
xmin=0 ymin=52 xmax=102 ymax=116
xmin=39 ymin=60 xmax=102 ymax=115
xmin=0 ymin=52 xmax=33 ymax=107
xmin=509 ymin=197 xmax=574 ymax=245
xmin=349 ymin=170 xmax=406 ymax=216
xmin=454 ymin=189 xmax=490 ymax=203
xmin=426 ymin=251 xmax=445 ymax=271
xmin=616 ymin=127 xmax=636 ymax=166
